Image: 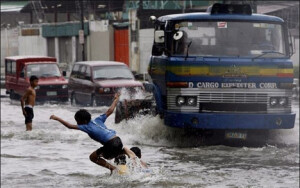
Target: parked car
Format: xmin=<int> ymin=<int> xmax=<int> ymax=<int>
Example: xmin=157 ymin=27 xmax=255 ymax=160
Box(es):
xmin=68 ymin=61 xmax=144 ymax=106
xmin=5 ymin=56 xmax=68 ymax=102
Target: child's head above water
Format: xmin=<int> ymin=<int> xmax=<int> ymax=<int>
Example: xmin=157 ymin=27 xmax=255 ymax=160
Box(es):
xmin=74 ymin=109 xmax=91 ymax=125
xmin=130 ymin=147 xmax=141 ymax=158
xmin=114 ymin=147 xmax=142 ymax=165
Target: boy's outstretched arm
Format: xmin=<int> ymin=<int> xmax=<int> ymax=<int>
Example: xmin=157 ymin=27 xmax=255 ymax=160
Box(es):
xmin=50 ymin=115 xmax=79 ymax=130
xmin=105 ymin=93 xmax=120 ymax=118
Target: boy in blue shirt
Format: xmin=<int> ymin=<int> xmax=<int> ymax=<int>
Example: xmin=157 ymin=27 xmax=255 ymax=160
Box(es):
xmin=50 ymin=93 xmax=136 ymax=174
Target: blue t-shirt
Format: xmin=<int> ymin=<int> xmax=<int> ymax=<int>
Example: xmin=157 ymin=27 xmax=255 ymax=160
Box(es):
xmin=78 ymin=114 xmax=116 ymax=145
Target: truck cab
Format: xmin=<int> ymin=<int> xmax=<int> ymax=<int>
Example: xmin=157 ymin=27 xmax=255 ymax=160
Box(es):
xmin=147 ymin=4 xmax=295 ymax=140
xmin=5 ymin=56 xmax=68 ymax=102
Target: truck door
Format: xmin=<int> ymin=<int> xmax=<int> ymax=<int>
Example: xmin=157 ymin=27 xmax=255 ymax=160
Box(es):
xmin=5 ymin=60 xmax=19 ymax=95
xmin=16 ymin=63 xmax=28 ymax=96
xmin=5 ymin=59 xmax=14 ymax=92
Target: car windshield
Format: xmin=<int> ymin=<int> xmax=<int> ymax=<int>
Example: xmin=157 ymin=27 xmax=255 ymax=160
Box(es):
xmin=172 ymin=21 xmax=286 ymax=58
xmin=27 ymin=63 xmax=61 ymax=78
xmin=93 ymin=65 xmax=134 ymax=80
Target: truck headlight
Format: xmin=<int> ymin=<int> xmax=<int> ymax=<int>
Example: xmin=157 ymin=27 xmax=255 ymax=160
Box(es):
xmin=187 ymin=97 xmax=196 ymax=106
xmin=62 ymin=85 xmax=68 ymax=89
xmin=270 ymin=97 xmax=278 ymax=106
xmin=177 ymin=96 xmax=185 ymax=106
xmin=279 ymin=97 xmax=287 ymax=106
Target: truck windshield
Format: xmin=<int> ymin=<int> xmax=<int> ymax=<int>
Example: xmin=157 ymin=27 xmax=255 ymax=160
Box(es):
xmin=93 ymin=66 xmax=134 ymax=80
xmin=27 ymin=63 xmax=61 ymax=78
xmin=172 ymin=21 xmax=286 ymax=57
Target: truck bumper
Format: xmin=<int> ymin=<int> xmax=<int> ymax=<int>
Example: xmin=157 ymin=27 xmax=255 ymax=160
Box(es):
xmin=164 ymin=111 xmax=296 ymax=129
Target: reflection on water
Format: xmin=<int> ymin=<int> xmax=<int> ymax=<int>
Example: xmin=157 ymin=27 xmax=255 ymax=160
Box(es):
xmin=1 ymin=91 xmax=299 ymax=188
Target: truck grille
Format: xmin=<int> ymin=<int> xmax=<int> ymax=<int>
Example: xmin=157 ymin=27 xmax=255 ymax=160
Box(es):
xmin=36 ymin=85 xmax=68 ymax=98
xmin=198 ymin=93 xmax=267 ymax=103
xmin=167 ymin=88 xmax=291 ymax=113
xmin=198 ymin=93 xmax=267 ymax=112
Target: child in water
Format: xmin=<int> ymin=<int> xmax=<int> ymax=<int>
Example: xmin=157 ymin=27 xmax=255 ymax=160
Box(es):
xmin=20 ymin=75 xmax=39 ymax=131
xmin=50 ymin=93 xmax=136 ymax=175
xmin=114 ymin=146 xmax=148 ymax=174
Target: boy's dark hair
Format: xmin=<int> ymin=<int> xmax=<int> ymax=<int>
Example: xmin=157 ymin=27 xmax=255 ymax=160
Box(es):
xmin=30 ymin=75 xmax=39 ymax=82
xmin=74 ymin=109 xmax=91 ymax=124
xmin=130 ymin=147 xmax=141 ymax=158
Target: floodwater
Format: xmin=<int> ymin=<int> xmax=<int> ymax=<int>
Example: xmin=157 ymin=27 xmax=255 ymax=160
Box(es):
xmin=1 ymin=89 xmax=299 ymax=188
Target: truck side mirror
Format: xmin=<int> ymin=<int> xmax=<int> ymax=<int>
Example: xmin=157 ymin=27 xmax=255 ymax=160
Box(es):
xmin=154 ymin=30 xmax=165 ymax=43
xmin=62 ymin=71 xmax=67 ymax=77
xmin=20 ymin=72 xmax=25 ymax=78
xmin=149 ymin=15 xmax=157 ymax=24
xmin=173 ymin=31 xmax=183 ymax=40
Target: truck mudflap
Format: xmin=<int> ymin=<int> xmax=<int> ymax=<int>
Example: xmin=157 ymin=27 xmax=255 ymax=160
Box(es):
xmin=115 ymin=99 xmax=156 ymax=123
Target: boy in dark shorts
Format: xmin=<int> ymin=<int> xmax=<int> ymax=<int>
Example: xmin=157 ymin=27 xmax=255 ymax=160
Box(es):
xmin=50 ymin=93 xmax=136 ymax=174
xmin=20 ymin=75 xmax=39 ymax=131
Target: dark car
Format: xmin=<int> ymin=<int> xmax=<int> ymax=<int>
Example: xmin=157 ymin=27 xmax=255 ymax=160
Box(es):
xmin=68 ymin=61 xmax=144 ymax=106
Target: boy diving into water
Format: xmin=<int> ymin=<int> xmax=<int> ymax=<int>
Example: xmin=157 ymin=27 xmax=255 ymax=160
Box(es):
xmin=50 ymin=93 xmax=136 ymax=174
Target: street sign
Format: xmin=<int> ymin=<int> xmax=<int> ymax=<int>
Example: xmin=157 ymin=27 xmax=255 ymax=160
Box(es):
xmin=79 ymin=30 xmax=84 ymax=44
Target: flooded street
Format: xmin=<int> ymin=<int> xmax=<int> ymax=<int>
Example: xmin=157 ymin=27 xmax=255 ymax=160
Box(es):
xmin=1 ymin=89 xmax=299 ymax=188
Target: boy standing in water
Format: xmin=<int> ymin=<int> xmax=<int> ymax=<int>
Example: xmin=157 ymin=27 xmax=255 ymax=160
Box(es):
xmin=50 ymin=93 xmax=136 ymax=174
xmin=20 ymin=75 xmax=39 ymax=131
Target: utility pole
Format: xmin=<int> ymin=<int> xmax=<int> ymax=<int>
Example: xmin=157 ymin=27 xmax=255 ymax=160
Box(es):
xmin=80 ymin=0 xmax=85 ymax=61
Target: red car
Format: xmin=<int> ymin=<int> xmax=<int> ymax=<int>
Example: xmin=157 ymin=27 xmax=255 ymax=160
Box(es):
xmin=5 ymin=56 xmax=68 ymax=102
xmin=68 ymin=61 xmax=144 ymax=106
